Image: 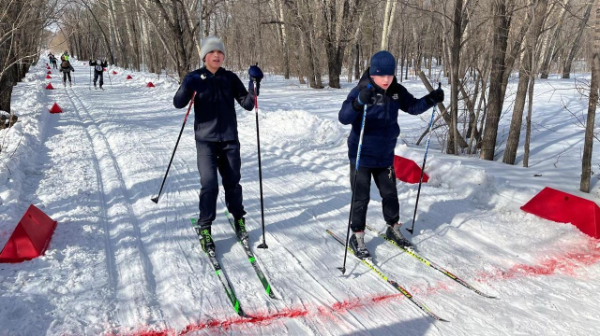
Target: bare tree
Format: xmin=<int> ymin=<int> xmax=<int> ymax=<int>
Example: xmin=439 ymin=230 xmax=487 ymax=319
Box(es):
xmin=581 ymin=0 xmax=600 ymax=192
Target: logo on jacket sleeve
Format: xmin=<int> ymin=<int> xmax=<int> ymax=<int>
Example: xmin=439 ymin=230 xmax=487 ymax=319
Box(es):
xmin=392 ymin=93 xmax=399 ymax=100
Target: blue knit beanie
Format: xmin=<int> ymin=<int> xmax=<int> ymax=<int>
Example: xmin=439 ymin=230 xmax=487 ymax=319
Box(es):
xmin=369 ymin=51 xmax=396 ymax=76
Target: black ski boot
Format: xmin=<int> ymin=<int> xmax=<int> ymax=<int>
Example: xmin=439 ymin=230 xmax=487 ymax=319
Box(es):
xmin=234 ymin=217 xmax=248 ymax=241
xmin=386 ymin=223 xmax=413 ymax=249
xmin=199 ymin=225 xmax=215 ymax=255
xmin=349 ymin=231 xmax=371 ymax=259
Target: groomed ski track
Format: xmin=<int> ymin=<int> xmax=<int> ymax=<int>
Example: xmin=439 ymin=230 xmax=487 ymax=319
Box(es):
xmin=1 ymin=60 xmax=600 ymax=336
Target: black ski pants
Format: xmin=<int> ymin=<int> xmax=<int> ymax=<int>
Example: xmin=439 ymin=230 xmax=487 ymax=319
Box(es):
xmin=349 ymin=164 xmax=400 ymax=232
xmin=51 ymin=61 xmax=57 ymax=69
xmin=93 ymin=71 xmax=104 ymax=87
xmin=62 ymin=71 xmax=72 ymax=83
xmin=196 ymin=140 xmax=246 ymax=227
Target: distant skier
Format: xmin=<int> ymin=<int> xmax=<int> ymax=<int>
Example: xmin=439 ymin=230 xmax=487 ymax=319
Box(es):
xmin=60 ymin=51 xmax=70 ymax=62
xmin=60 ymin=58 xmax=74 ymax=87
xmin=89 ymin=57 xmax=108 ymax=89
xmin=172 ymin=36 xmax=263 ymax=254
xmin=48 ymin=53 xmax=57 ymax=69
xmin=338 ymin=50 xmax=444 ymax=259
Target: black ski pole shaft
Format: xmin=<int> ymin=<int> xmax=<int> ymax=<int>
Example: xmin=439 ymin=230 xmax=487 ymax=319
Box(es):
xmin=89 ymin=60 xmax=92 ymax=90
xmin=254 ymin=82 xmax=268 ymax=249
xmin=151 ymin=91 xmax=196 ymax=204
xmin=339 ymin=94 xmax=369 ymax=274
xmin=407 ymin=83 xmax=440 ymax=235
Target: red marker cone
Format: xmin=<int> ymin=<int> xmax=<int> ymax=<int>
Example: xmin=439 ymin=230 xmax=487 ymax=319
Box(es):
xmin=112 ymin=71 xmax=118 ymax=75
xmin=126 ymin=75 xmax=133 ymax=80
xmin=47 ymin=71 xmax=52 ymax=75
xmin=45 ymin=83 xmax=54 ymax=90
xmin=46 ymin=75 xmax=51 ymax=79
xmin=49 ymin=103 xmax=62 ymax=114
xmin=146 ymin=82 xmax=155 ymax=88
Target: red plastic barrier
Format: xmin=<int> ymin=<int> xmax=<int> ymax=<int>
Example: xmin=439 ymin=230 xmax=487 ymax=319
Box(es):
xmin=45 ymin=83 xmax=54 ymax=90
xmin=0 ymin=205 xmax=58 ymax=263
xmin=126 ymin=75 xmax=133 ymax=80
xmin=393 ymin=155 xmax=429 ymax=184
xmin=521 ymin=187 xmax=600 ymax=239
xmin=146 ymin=82 xmax=155 ymax=88
xmin=49 ymin=103 xmax=62 ymax=114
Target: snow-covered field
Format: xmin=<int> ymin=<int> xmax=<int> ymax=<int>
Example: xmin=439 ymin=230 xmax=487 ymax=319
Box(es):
xmin=0 ymin=58 xmax=599 ymax=335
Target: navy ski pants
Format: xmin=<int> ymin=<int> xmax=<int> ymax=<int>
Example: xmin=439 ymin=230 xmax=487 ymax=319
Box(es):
xmin=349 ymin=164 xmax=400 ymax=232
xmin=94 ymin=71 xmax=104 ymax=87
xmin=196 ymin=140 xmax=246 ymax=227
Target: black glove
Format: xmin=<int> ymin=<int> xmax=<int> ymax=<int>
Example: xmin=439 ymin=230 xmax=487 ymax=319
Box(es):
xmin=352 ymin=86 xmax=375 ymax=110
xmin=182 ymin=72 xmax=208 ymax=93
xmin=248 ymin=64 xmax=263 ymax=96
xmin=425 ymin=86 xmax=444 ymax=105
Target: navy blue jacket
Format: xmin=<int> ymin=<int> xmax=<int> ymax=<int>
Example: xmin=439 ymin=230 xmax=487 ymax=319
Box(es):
xmin=173 ymin=67 xmax=255 ymax=142
xmin=339 ymin=70 xmax=433 ymax=168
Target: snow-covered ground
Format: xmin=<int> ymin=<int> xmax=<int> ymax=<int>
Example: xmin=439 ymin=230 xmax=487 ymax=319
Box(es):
xmin=0 ymin=58 xmax=599 ymax=335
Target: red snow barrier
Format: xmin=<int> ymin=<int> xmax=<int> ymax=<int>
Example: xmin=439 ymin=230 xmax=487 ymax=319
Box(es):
xmin=146 ymin=82 xmax=155 ymax=88
xmin=46 ymin=75 xmax=51 ymax=79
xmin=0 ymin=205 xmax=58 ymax=263
xmin=112 ymin=71 xmax=118 ymax=75
xmin=45 ymin=83 xmax=54 ymax=90
xmin=521 ymin=187 xmax=600 ymax=239
xmin=49 ymin=103 xmax=62 ymax=114
xmin=393 ymin=155 xmax=429 ymax=184
xmin=126 ymin=75 xmax=133 ymax=80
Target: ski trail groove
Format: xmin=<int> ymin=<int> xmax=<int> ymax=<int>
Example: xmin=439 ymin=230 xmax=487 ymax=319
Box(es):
xmin=66 ymin=87 xmax=166 ymax=329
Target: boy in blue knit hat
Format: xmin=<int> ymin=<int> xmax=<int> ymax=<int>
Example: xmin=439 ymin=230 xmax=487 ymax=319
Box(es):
xmin=338 ymin=50 xmax=444 ymax=258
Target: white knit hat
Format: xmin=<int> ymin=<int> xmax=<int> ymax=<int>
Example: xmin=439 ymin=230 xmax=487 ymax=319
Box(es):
xmin=200 ymin=36 xmax=225 ymax=60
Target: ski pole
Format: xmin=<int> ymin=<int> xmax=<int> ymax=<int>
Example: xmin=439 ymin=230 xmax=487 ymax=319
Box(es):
xmin=407 ymin=83 xmax=440 ymax=235
xmin=88 ymin=62 xmax=92 ymax=90
xmin=339 ymin=85 xmax=370 ymax=275
xmin=151 ymin=91 xmax=196 ymax=204
xmin=254 ymin=81 xmax=268 ymax=249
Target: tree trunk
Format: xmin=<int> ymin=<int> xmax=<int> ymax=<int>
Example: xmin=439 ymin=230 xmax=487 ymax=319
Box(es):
xmin=503 ymin=0 xmax=548 ymax=165
xmin=563 ymin=3 xmax=593 ymax=78
xmin=540 ymin=0 xmax=571 ymax=79
xmin=581 ymin=1 xmax=600 ymax=192
xmin=448 ymin=0 xmax=464 ymax=155
xmin=481 ymin=0 xmax=513 ymax=160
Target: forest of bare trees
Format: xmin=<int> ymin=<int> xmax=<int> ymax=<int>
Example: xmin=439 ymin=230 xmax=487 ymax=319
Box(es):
xmin=1 ymin=0 xmax=599 ymax=191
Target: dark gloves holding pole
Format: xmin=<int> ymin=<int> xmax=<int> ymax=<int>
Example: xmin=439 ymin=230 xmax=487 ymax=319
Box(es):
xmin=352 ymin=85 xmax=375 ymax=111
xmin=425 ymin=84 xmax=444 ymax=105
xmin=248 ymin=64 xmax=264 ymax=96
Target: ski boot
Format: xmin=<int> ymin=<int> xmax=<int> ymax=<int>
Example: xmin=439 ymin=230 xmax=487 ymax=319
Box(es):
xmin=70 ymin=82 xmax=72 ymax=87
xmin=349 ymin=231 xmax=371 ymax=259
xmin=234 ymin=217 xmax=249 ymax=241
xmin=386 ymin=223 xmax=414 ymax=249
xmin=94 ymin=83 xmax=97 ymax=90
xmin=62 ymin=81 xmax=66 ymax=87
xmin=199 ymin=225 xmax=215 ymax=255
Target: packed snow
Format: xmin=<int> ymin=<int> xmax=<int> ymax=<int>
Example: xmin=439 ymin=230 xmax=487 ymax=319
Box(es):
xmin=0 ymin=57 xmax=599 ymax=335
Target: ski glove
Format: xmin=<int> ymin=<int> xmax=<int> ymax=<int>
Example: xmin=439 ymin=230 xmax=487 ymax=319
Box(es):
xmin=182 ymin=73 xmax=206 ymax=93
xmin=352 ymin=86 xmax=375 ymax=111
xmin=425 ymin=87 xmax=444 ymax=105
xmin=248 ymin=64 xmax=263 ymax=96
